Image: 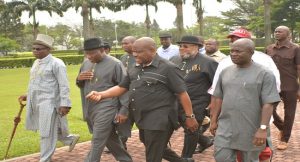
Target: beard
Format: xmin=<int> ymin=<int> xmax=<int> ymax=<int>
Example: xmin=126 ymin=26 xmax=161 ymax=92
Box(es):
xmin=181 ymin=53 xmax=193 ymax=59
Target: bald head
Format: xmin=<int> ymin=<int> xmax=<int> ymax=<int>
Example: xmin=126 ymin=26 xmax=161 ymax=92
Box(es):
xmin=276 ymin=26 xmax=290 ymax=34
xmin=274 ymin=26 xmax=290 ymax=42
xmin=122 ymin=36 xmax=136 ymax=43
xmin=232 ymin=38 xmax=255 ymax=54
xmin=132 ymin=37 xmax=157 ymax=65
xmin=230 ymin=38 xmax=255 ymax=67
xmin=122 ymin=36 xmax=136 ymax=54
xmin=134 ymin=37 xmax=157 ymax=51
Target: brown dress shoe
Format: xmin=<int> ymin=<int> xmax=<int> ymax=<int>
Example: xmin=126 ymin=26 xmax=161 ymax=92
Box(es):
xmin=278 ymin=131 xmax=283 ymax=140
xmin=277 ymin=141 xmax=288 ymax=150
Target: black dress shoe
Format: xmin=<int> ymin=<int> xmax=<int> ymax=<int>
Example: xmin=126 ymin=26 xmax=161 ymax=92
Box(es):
xmin=103 ymin=147 xmax=111 ymax=154
xmin=197 ymin=139 xmax=214 ymax=153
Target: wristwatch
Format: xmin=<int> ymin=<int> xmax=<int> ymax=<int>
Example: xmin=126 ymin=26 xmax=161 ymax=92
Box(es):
xmin=186 ymin=114 xmax=195 ymax=119
xmin=260 ymin=125 xmax=267 ymax=130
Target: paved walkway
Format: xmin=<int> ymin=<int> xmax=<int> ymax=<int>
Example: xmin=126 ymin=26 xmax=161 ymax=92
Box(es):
xmin=2 ymin=102 xmax=300 ymax=162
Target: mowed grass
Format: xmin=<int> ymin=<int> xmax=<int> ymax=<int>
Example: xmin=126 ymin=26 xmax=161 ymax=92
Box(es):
xmin=0 ymin=65 xmax=93 ymax=160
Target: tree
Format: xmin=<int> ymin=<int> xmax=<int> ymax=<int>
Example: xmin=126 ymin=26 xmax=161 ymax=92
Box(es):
xmin=264 ymin=0 xmax=272 ymax=46
xmin=185 ymin=16 xmax=229 ymax=40
xmin=221 ymin=0 xmax=264 ymax=38
xmin=165 ymin=0 xmax=185 ymax=39
xmin=61 ymin=0 xmax=120 ymax=40
xmin=0 ymin=36 xmax=20 ymax=55
xmin=0 ymin=1 xmax=24 ymax=40
xmin=271 ymin=0 xmax=300 ymax=41
xmin=47 ymin=23 xmax=81 ymax=49
xmin=193 ymin=0 xmax=223 ymax=36
xmin=93 ymin=18 xmax=157 ymax=44
xmin=116 ymin=0 xmax=159 ymax=37
xmin=6 ymin=0 xmax=63 ymax=38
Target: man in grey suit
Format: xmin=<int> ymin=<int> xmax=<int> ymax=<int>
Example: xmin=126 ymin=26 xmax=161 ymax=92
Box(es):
xmin=76 ymin=37 xmax=132 ymax=162
xmin=19 ymin=34 xmax=79 ymax=162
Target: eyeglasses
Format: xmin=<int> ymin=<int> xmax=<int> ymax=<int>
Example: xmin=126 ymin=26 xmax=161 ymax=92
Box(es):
xmin=32 ymin=47 xmax=48 ymax=51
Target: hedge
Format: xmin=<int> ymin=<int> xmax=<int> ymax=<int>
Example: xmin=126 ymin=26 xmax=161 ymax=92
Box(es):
xmin=219 ymin=47 xmax=265 ymax=55
xmin=0 ymin=54 xmax=125 ymax=69
xmin=0 ymin=55 xmax=84 ymax=69
xmin=3 ymin=49 xmax=124 ymax=59
xmin=0 ymin=47 xmax=267 ymax=69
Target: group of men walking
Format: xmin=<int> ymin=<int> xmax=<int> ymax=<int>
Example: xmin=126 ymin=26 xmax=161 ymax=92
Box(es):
xmin=18 ymin=24 xmax=299 ymax=162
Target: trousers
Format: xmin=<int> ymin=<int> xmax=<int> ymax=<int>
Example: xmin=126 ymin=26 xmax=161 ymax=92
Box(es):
xmin=214 ymin=146 xmax=261 ymax=162
xmin=273 ymin=90 xmax=297 ymax=142
xmin=40 ymin=110 xmax=76 ymax=162
xmin=139 ymin=123 xmax=186 ymax=162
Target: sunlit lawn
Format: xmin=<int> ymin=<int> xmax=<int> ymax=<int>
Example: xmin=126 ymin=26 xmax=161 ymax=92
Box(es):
xmin=0 ymin=65 xmax=93 ymax=160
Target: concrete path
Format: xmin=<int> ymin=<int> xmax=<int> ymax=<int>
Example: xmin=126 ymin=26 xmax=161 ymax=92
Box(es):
xmin=3 ymin=102 xmax=300 ymax=162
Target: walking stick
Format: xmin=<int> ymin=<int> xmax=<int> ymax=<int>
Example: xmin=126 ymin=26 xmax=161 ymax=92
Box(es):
xmin=4 ymin=100 xmax=26 ymax=160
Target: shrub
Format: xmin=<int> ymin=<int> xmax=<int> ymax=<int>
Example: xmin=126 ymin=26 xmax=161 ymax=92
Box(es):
xmin=220 ymin=47 xmax=265 ymax=55
xmin=0 ymin=55 xmax=84 ymax=69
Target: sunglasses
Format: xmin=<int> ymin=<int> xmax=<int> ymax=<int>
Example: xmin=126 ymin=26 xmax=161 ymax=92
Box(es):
xmin=32 ymin=47 xmax=48 ymax=51
xmin=179 ymin=44 xmax=197 ymax=48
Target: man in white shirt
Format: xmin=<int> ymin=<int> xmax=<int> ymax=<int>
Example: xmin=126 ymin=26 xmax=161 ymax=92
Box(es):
xmin=157 ymin=32 xmax=179 ymax=60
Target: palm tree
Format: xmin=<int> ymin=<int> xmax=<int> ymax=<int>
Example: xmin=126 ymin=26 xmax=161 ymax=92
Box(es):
xmin=193 ymin=0 xmax=204 ymax=35
xmin=116 ymin=0 xmax=159 ymax=37
xmin=7 ymin=0 xmax=63 ymax=38
xmin=193 ymin=0 xmax=222 ymax=36
xmin=165 ymin=0 xmax=185 ymax=39
xmin=264 ymin=0 xmax=271 ymax=46
xmin=61 ymin=0 xmax=119 ymax=40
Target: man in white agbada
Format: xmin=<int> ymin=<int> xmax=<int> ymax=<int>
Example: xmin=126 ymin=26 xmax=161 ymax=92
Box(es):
xmin=19 ymin=34 xmax=79 ymax=162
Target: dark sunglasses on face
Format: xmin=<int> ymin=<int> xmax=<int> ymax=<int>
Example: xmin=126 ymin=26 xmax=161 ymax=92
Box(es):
xmin=179 ymin=44 xmax=197 ymax=48
xmin=32 ymin=47 xmax=48 ymax=51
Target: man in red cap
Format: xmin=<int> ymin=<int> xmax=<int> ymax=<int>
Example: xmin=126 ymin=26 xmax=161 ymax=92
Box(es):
xmin=227 ymin=27 xmax=252 ymax=42
xmin=209 ymin=27 xmax=281 ymax=162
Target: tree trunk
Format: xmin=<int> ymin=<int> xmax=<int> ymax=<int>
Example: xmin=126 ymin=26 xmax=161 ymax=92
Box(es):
xmin=145 ymin=4 xmax=151 ymax=37
xmin=32 ymin=9 xmax=38 ymax=39
xmin=81 ymin=1 xmax=90 ymax=40
xmin=175 ymin=0 xmax=184 ymax=39
xmin=198 ymin=0 xmax=204 ymax=36
xmin=89 ymin=7 xmax=95 ymax=37
xmin=264 ymin=0 xmax=272 ymax=46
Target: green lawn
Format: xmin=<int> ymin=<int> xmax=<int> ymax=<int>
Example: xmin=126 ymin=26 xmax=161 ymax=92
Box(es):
xmin=0 ymin=65 xmax=92 ymax=160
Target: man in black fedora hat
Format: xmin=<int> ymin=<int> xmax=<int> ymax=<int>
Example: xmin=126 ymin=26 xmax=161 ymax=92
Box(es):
xmin=170 ymin=35 xmax=218 ymax=158
xmin=157 ymin=31 xmax=179 ymax=60
xmin=76 ymin=37 xmax=132 ymax=162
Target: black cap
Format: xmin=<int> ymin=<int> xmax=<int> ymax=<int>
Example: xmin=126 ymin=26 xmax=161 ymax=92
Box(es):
xmin=84 ymin=38 xmax=104 ymax=50
xmin=177 ymin=35 xmax=202 ymax=46
xmin=159 ymin=32 xmax=172 ymax=38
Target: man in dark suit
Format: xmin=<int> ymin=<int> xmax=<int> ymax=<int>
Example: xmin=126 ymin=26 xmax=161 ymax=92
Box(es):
xmin=76 ymin=38 xmax=132 ymax=162
xmin=170 ymin=35 xmax=218 ymax=158
xmin=86 ymin=37 xmax=198 ymax=162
